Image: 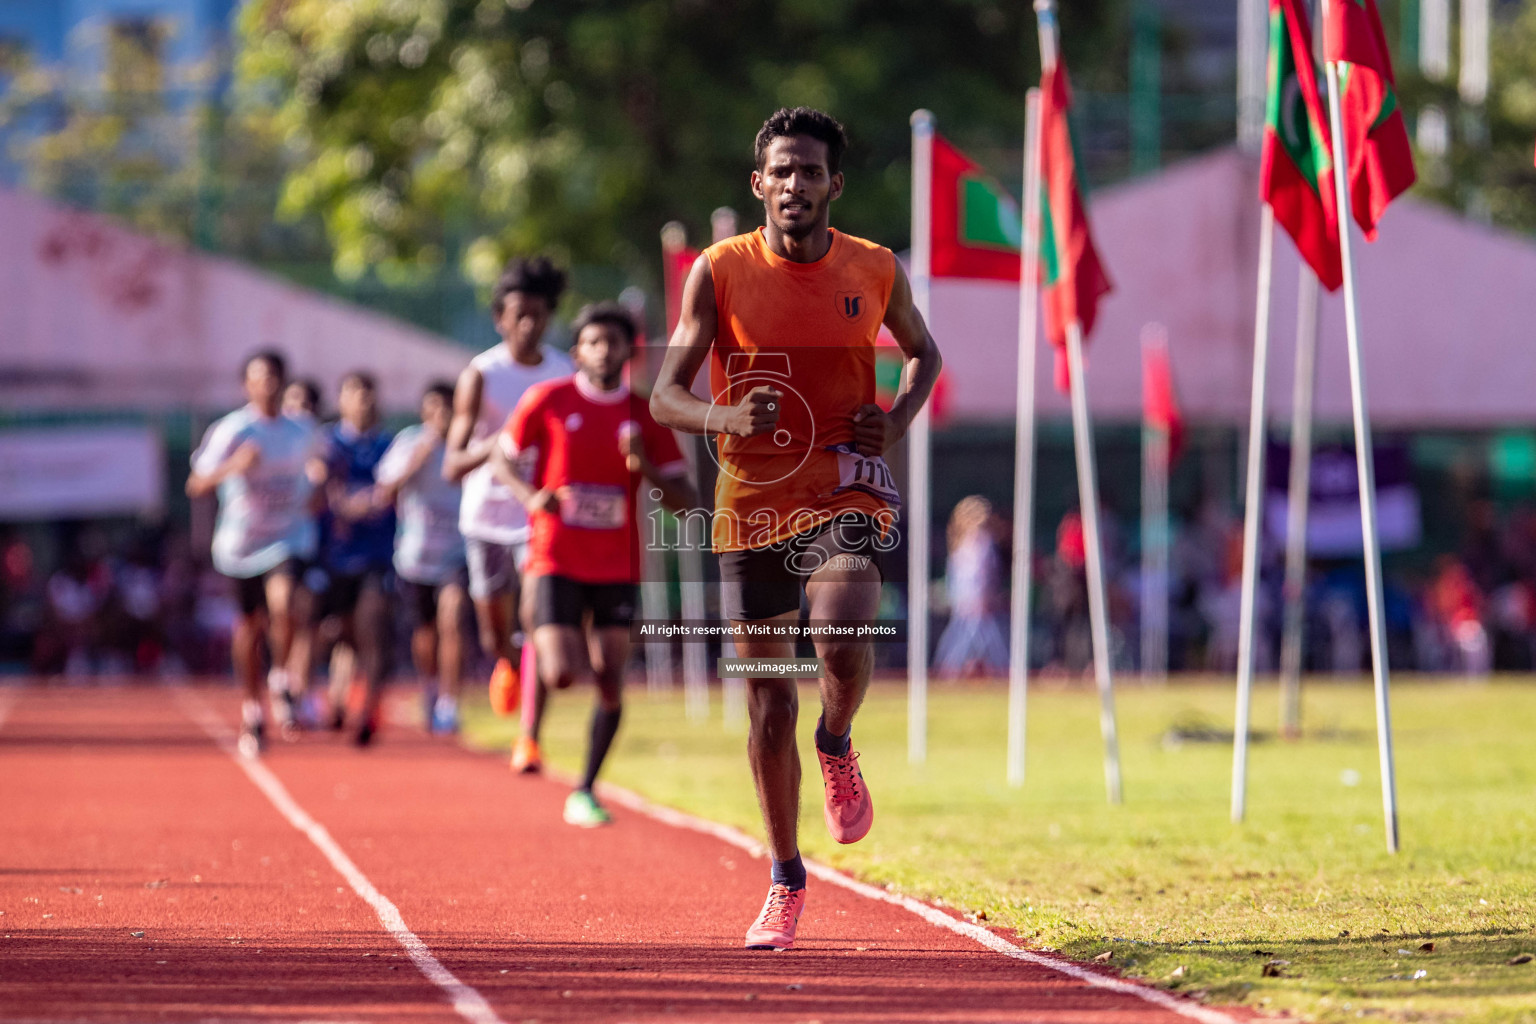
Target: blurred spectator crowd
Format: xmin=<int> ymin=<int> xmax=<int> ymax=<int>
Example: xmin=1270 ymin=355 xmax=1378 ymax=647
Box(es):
xmin=4 ymin=496 xmax=1535 ymax=681
xmin=0 ymin=525 xmax=234 ymax=679
xmin=930 ymin=495 xmax=1536 ymax=680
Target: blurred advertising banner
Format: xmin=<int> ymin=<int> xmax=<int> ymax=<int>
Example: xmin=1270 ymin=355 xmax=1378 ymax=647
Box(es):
xmin=1265 ymin=440 xmax=1421 ymax=555
xmin=0 ymin=427 xmax=164 ymax=520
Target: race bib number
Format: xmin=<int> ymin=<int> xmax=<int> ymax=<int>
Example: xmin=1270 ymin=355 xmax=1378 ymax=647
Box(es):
xmin=559 ymin=483 xmax=627 ymax=530
xmin=827 ymin=444 xmax=901 ymax=508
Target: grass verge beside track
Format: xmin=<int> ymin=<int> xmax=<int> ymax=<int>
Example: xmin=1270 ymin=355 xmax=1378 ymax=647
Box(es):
xmin=463 ymin=676 xmax=1536 ymax=1024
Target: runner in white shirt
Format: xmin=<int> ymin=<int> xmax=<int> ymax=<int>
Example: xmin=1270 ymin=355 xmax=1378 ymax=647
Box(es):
xmin=279 ymin=376 xmax=326 ymax=728
xmin=186 ymin=350 xmax=316 ymax=758
xmin=443 ymin=256 xmax=572 ymax=770
xmin=377 ymin=381 xmax=468 ymax=734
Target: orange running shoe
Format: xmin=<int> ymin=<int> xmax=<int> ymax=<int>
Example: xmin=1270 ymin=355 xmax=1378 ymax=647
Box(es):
xmin=510 ymin=734 xmax=543 ymax=774
xmin=816 ymin=746 xmax=874 ymax=844
xmin=744 ymin=884 xmax=806 ymax=950
xmin=487 ymin=657 xmax=519 ymax=716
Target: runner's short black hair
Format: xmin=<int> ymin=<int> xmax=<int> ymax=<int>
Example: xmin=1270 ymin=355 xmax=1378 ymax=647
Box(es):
xmin=243 ymin=349 xmax=286 ymax=382
xmin=341 ymin=370 xmax=377 ymax=392
xmin=424 ymin=380 xmax=455 ymax=404
xmin=287 ymin=378 xmax=321 ymax=410
xmin=754 ymin=107 xmax=848 ymax=175
xmin=571 ymin=301 xmax=638 ymax=348
xmin=491 ymin=256 xmax=568 ymax=317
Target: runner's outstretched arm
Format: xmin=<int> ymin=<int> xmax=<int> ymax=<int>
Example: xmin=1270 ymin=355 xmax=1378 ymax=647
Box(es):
xmin=443 ymin=365 xmax=493 ymax=482
xmin=488 ymin=440 xmax=557 ymax=516
xmin=650 ymin=256 xmax=780 ymax=440
xmin=185 ymin=441 xmax=259 ymax=498
xmin=852 ymin=262 xmax=943 ymax=457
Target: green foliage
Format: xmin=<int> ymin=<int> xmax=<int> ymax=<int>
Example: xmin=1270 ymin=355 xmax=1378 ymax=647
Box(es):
xmin=466 ymin=679 xmax=1536 ymax=1022
xmin=1398 ymin=0 xmax=1536 ymax=232
xmin=0 ymin=22 xmax=324 ymax=259
xmin=235 ymin=0 xmax=1124 ymax=289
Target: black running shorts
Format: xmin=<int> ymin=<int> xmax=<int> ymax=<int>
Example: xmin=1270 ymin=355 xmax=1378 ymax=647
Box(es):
xmin=718 ymin=512 xmax=886 ymax=622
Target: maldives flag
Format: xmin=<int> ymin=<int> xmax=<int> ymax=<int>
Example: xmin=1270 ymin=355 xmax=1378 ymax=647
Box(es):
xmin=930 ymin=134 xmax=1023 ymax=281
xmin=1324 ymin=0 xmax=1415 ymax=240
xmin=1262 ymin=0 xmax=1342 ymax=291
xmin=1039 ymin=60 xmax=1112 ymax=355
xmin=1142 ymin=336 xmax=1185 ymax=462
xmin=661 ymin=242 xmax=699 ymax=335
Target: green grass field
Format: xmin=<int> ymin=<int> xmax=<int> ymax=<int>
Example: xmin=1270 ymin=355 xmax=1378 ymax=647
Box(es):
xmin=463 ymin=676 xmax=1536 ymax=1023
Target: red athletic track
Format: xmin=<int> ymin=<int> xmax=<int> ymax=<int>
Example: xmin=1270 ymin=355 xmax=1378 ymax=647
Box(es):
xmin=0 ymin=683 xmax=1249 ymax=1023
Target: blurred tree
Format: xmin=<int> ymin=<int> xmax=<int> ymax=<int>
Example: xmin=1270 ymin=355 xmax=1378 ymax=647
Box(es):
xmin=1398 ymin=0 xmax=1536 ymax=231
xmin=0 ymin=19 xmax=326 ymax=261
xmin=236 ymin=0 xmax=1127 ymax=289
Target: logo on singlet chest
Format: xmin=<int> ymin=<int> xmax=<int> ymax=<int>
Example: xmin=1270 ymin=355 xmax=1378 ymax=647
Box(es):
xmin=836 ymin=292 xmax=865 ymax=322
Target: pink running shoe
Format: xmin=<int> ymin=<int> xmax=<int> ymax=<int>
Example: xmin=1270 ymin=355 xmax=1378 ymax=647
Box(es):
xmin=816 ymin=747 xmax=874 ymax=844
xmin=744 ymin=884 xmax=807 ymax=950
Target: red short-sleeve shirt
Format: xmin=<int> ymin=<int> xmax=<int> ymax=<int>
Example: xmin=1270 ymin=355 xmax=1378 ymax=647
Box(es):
xmin=503 ymin=374 xmax=687 ymax=584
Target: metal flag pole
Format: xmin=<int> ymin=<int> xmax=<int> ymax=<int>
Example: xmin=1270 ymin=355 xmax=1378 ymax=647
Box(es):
xmin=622 ymin=284 xmax=675 ymax=696
xmin=1231 ymin=204 xmax=1276 ymax=824
xmin=1035 ymin=0 xmax=1122 ymax=804
xmin=709 ymin=207 xmax=749 ymax=734
xmin=1279 ymin=268 xmax=1320 ymax=738
xmin=1064 ymin=324 xmax=1123 ymax=805
xmin=1139 ymin=323 xmax=1172 ymax=687
xmin=1008 ymin=87 xmax=1045 ymax=788
xmin=662 ymin=222 xmax=712 ymax=723
xmin=1321 ymin=0 xmax=1401 ymax=852
xmin=908 ymin=109 xmax=936 ymax=765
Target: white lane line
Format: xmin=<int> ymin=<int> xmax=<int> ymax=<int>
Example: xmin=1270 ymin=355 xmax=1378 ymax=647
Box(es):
xmin=596 ymin=782 xmax=1242 ymax=1024
xmin=178 ymin=695 xmax=506 ymax=1024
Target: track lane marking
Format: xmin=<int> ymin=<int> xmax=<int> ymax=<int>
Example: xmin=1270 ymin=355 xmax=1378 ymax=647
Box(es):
xmin=595 ymin=781 xmax=1243 ymax=1024
xmin=178 ymin=694 xmax=507 ymax=1024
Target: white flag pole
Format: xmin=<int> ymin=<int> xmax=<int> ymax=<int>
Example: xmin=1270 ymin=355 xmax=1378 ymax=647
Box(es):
xmin=1321 ymin=0 xmax=1400 ymax=852
xmin=1065 ymin=325 xmax=1123 ymax=806
xmin=663 ymin=222 xmax=713 ymax=723
xmin=708 ymin=207 xmax=748 ymax=734
xmin=1139 ymin=323 xmax=1171 ymax=687
xmin=1035 ymin=0 xmax=1122 ymax=804
xmin=908 ymin=109 xmax=936 ymax=766
xmin=1279 ymin=268 xmax=1320 ymax=738
xmin=622 ymin=285 xmax=675 ymax=696
xmin=1008 ymin=87 xmax=1045 ymax=788
xmin=1231 ymin=204 xmax=1276 ymax=824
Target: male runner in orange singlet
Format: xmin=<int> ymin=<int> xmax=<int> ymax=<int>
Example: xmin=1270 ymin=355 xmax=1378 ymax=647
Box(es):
xmin=651 ymin=107 xmax=943 ymax=950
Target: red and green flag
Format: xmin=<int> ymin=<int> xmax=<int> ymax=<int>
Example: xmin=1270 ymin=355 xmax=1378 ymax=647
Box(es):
xmin=927 ymin=91 xmax=1109 ymax=391
xmin=1261 ymin=0 xmax=1342 ymax=291
xmin=1039 ymin=60 xmax=1112 ymax=358
xmin=1142 ymin=336 xmax=1185 ymax=463
xmin=661 ymin=242 xmax=699 ymax=335
xmin=930 ymin=134 xmax=1023 ymax=281
xmin=1324 ymin=0 xmax=1416 ymax=240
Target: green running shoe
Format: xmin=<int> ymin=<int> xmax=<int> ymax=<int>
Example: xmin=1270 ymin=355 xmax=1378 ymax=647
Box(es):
xmin=563 ymin=789 xmax=613 ymax=828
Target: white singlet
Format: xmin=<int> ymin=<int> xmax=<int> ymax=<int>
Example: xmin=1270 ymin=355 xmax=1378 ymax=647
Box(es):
xmin=458 ymin=343 xmax=573 ymax=545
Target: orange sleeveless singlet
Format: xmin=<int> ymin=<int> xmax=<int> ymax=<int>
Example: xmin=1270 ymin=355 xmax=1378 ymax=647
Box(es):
xmin=705 ymin=227 xmax=897 ymax=553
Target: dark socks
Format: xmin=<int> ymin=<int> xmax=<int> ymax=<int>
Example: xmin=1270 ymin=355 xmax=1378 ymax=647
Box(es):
xmin=814 ymin=714 xmax=850 ymax=757
xmin=578 ymin=704 xmax=623 ymax=791
xmin=771 ymin=853 xmax=806 ymax=891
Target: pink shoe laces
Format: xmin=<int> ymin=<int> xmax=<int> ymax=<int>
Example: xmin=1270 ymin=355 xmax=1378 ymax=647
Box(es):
xmin=758 ymin=885 xmax=801 ymax=930
xmin=822 ymin=750 xmax=863 ymax=804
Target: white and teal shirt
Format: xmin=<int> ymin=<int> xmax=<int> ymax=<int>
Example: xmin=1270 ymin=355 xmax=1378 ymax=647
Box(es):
xmin=192 ymin=406 xmax=318 ymax=579
xmin=377 ymin=425 xmax=466 ymax=585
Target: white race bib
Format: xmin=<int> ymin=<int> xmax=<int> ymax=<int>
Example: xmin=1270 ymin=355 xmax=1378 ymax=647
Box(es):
xmin=559 ymin=483 xmax=628 ymax=530
xmin=827 ymin=444 xmax=902 ymax=508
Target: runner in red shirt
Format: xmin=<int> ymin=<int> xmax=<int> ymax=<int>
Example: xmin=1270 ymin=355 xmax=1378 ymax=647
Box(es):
xmin=493 ymin=302 xmax=695 ymax=827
